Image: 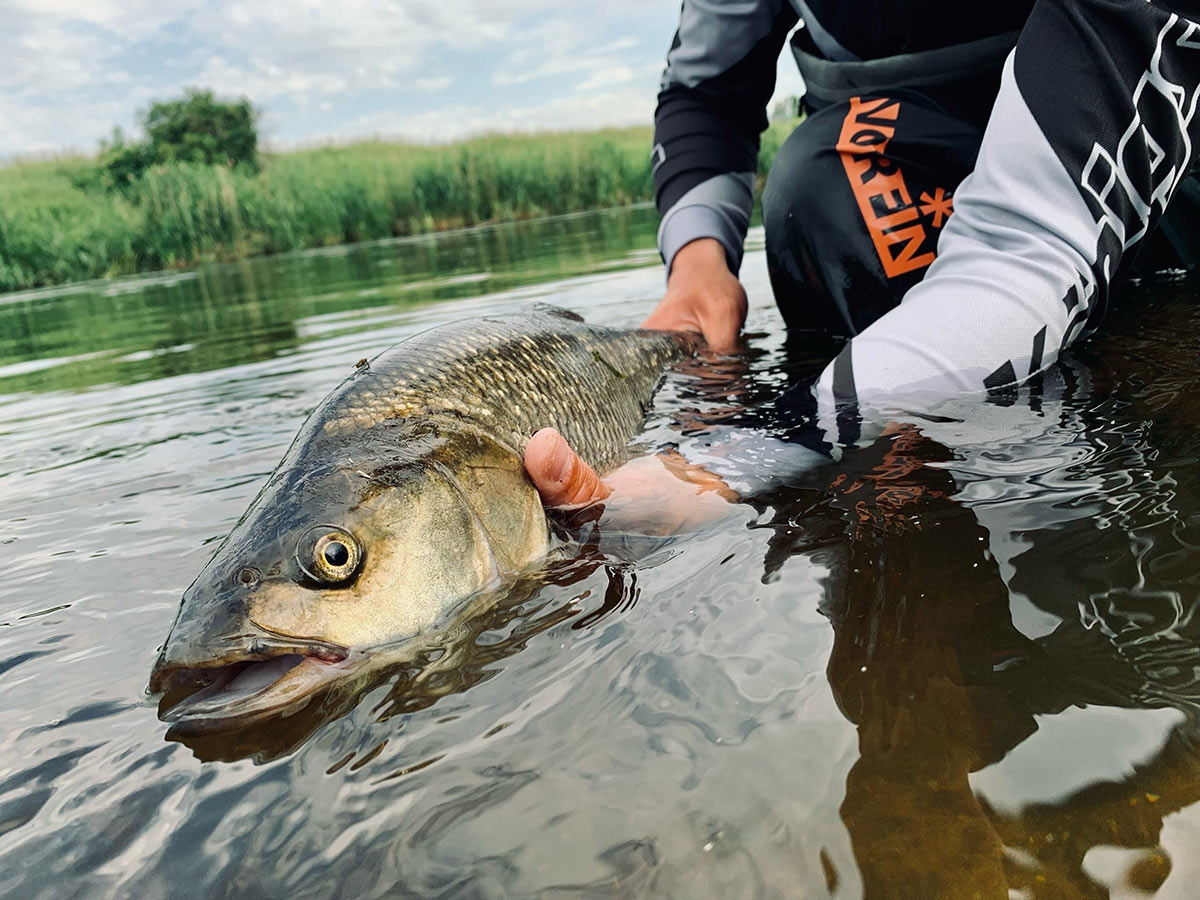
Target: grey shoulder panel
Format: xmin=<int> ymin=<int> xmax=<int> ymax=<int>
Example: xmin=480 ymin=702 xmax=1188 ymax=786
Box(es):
xmin=662 ymin=0 xmax=792 ymax=90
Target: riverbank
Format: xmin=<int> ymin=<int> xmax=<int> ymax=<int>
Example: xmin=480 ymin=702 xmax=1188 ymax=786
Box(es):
xmin=0 ymin=121 xmax=795 ymax=293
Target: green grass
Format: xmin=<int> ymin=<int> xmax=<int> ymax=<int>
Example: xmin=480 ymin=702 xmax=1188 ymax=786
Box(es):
xmin=0 ymin=120 xmax=798 ymax=293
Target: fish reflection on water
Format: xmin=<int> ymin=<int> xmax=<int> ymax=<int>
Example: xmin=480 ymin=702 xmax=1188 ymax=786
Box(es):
xmin=5 ymin=214 xmax=1200 ymax=897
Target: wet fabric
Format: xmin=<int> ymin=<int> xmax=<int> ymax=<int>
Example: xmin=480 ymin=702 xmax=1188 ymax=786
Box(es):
xmin=762 ymin=89 xmax=985 ymax=337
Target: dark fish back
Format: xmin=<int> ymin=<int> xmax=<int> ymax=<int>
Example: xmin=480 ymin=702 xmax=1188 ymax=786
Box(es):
xmin=316 ymin=307 xmax=687 ymax=472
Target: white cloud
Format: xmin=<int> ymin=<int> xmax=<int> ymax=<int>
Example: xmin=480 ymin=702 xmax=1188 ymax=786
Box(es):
xmin=183 ymin=0 xmax=652 ymax=97
xmin=593 ymin=37 xmax=638 ymax=54
xmin=194 ymin=55 xmax=351 ymax=104
xmin=414 ymin=76 xmax=453 ymax=93
xmin=188 ymin=0 xmax=455 ymax=86
xmin=491 ymin=17 xmax=645 ymax=89
xmin=576 ymin=67 xmax=635 ymax=92
xmin=0 ymin=84 xmax=165 ymax=157
xmin=6 ymin=0 xmax=204 ymax=42
xmin=0 ymin=0 xmax=206 ymax=152
xmin=348 ymin=86 xmax=656 ymax=144
xmin=2 ymin=0 xmax=791 ymax=156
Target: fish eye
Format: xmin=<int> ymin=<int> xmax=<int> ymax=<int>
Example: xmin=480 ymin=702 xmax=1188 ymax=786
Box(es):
xmin=296 ymin=525 xmax=364 ymax=586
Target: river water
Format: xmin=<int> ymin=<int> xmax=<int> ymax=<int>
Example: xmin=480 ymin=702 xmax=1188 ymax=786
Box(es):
xmin=2 ymin=205 xmax=1200 ymax=898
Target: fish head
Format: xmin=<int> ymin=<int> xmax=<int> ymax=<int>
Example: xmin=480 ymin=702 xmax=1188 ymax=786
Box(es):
xmin=149 ymin=426 xmax=550 ymax=731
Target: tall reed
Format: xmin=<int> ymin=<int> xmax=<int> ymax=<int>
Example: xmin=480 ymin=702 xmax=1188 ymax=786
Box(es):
xmin=0 ymin=121 xmax=797 ymax=293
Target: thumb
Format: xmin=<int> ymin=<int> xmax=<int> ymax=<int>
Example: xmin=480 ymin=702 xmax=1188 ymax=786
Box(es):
xmin=699 ymin=287 xmax=748 ymax=352
xmin=524 ymin=428 xmax=611 ymax=508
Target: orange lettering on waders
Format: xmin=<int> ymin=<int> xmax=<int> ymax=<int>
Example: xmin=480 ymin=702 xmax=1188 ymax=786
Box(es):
xmin=836 ymin=97 xmax=952 ymax=278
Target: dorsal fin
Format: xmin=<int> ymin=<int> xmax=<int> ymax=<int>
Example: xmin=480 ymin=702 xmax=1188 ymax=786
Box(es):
xmin=529 ymin=302 xmax=584 ymax=323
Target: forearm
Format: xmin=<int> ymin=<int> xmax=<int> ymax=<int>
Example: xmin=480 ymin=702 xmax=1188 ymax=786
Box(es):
xmin=815 ymin=0 xmax=1200 ymax=429
xmin=656 ymin=172 xmax=755 ymax=276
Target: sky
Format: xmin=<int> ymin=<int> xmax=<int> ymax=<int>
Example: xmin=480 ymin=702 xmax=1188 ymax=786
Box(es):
xmin=1 ymin=0 xmax=804 ymax=158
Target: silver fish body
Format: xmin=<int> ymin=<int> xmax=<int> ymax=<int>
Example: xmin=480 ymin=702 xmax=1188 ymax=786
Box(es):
xmin=149 ymin=305 xmax=687 ymax=729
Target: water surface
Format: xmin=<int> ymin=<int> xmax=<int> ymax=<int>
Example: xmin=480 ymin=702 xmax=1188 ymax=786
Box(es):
xmin=3 ymin=205 xmax=1200 ymax=898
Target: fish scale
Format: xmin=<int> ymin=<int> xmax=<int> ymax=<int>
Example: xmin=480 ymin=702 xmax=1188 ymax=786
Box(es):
xmin=317 ymin=305 xmax=688 ymax=473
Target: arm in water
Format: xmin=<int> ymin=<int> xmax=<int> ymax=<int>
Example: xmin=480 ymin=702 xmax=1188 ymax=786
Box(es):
xmin=524 ymin=417 xmax=834 ymax=530
xmin=540 ymin=0 xmax=1200 ymax=520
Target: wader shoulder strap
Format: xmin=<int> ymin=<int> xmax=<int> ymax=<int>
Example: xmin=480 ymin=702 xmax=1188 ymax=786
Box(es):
xmin=791 ymin=29 xmax=1022 ymax=106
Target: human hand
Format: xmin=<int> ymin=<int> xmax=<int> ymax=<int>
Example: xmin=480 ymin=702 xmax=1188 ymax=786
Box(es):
xmin=642 ymin=238 xmax=747 ymax=352
xmin=523 ymin=427 xmax=735 ymax=534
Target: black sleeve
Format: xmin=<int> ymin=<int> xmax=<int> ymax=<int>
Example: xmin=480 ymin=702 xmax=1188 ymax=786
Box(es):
xmin=651 ymin=1 xmax=798 ymax=273
xmin=653 ymin=4 xmax=797 ymax=214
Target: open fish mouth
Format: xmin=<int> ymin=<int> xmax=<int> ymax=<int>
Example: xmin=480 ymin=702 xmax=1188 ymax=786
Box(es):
xmin=153 ymin=649 xmax=367 ymax=734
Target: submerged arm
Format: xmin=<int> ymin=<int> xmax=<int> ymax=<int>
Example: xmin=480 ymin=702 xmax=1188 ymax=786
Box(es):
xmin=524 ymin=427 xmax=737 ymax=533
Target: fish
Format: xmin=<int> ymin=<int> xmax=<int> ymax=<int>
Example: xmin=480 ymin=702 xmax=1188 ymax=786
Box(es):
xmin=149 ymin=304 xmax=689 ymax=732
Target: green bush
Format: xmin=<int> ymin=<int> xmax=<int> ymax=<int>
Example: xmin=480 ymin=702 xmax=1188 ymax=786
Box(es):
xmin=144 ymin=89 xmax=258 ymax=169
xmin=98 ymin=130 xmax=154 ymax=189
xmin=100 ymin=89 xmax=258 ymax=187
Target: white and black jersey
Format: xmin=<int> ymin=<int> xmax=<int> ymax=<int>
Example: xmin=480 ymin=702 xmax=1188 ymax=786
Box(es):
xmin=653 ymin=0 xmax=1200 ymax=422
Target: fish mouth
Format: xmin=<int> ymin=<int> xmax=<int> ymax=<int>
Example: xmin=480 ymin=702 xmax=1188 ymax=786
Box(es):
xmin=151 ymin=643 xmax=366 ymax=734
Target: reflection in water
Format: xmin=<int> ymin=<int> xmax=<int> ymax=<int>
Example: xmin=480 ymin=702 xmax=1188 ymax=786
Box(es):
xmin=4 ymin=206 xmax=1200 ymax=897
xmin=781 ymin=425 xmax=1110 ymax=897
xmin=755 ymin=289 xmax=1200 ymax=897
xmin=0 ymin=205 xmax=660 ymax=395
